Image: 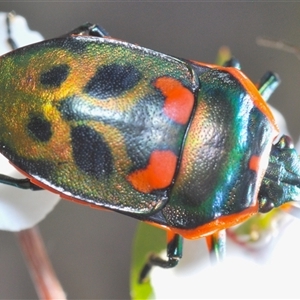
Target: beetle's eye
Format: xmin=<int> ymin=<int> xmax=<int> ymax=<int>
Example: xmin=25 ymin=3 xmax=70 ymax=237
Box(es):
xmin=259 ymin=197 xmax=274 ymax=213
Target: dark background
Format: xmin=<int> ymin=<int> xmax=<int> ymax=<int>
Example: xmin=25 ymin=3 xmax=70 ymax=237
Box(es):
xmin=1 ymin=2 xmax=300 ymax=299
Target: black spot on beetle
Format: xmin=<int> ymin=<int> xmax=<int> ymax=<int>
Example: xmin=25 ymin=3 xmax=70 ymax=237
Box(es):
xmin=71 ymin=125 xmax=113 ymax=179
xmin=27 ymin=115 xmax=52 ymax=142
xmin=84 ymin=63 xmax=142 ymax=99
xmin=40 ymin=64 xmax=70 ymax=88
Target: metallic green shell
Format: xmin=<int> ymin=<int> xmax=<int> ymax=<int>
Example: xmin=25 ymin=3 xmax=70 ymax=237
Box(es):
xmin=158 ymin=65 xmax=276 ymax=230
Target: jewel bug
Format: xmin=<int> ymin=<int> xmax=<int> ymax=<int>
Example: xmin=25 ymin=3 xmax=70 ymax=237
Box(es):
xmin=1 ymin=21 xmax=300 ymax=283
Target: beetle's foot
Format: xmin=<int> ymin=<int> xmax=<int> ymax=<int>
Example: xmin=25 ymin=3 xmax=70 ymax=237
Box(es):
xmin=138 ymin=254 xmax=179 ymax=283
xmin=205 ymin=230 xmax=226 ymax=264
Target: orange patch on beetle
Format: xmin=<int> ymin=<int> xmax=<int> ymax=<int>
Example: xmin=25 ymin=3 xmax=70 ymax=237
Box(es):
xmin=154 ymin=77 xmax=194 ymax=125
xmin=249 ymin=155 xmax=261 ymax=173
xmin=127 ymin=150 xmax=177 ymax=193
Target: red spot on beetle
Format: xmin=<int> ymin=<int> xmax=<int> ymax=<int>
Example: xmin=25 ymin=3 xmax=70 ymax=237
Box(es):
xmin=154 ymin=77 xmax=194 ymax=125
xmin=249 ymin=155 xmax=261 ymax=173
xmin=127 ymin=150 xmax=177 ymax=193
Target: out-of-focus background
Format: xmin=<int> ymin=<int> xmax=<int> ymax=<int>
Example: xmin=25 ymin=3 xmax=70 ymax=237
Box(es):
xmin=1 ymin=2 xmax=300 ymax=299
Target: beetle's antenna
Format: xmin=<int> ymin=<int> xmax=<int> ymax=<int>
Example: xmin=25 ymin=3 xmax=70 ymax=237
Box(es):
xmin=257 ymin=71 xmax=280 ymax=102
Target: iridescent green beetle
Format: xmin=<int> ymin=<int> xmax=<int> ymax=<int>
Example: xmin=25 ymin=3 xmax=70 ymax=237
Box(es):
xmin=1 ymin=22 xmax=300 ymax=282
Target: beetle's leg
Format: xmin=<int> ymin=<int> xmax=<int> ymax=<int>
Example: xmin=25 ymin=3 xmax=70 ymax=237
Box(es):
xmin=205 ymin=229 xmax=226 ymax=263
xmin=0 ymin=174 xmax=42 ymax=190
xmin=257 ymin=71 xmax=281 ymax=102
xmin=223 ymin=57 xmax=241 ymax=69
xmin=222 ymin=58 xmax=280 ymax=102
xmin=6 ymin=11 xmax=18 ymax=50
xmin=62 ymin=23 xmax=110 ymax=38
xmin=139 ymin=232 xmax=183 ymax=283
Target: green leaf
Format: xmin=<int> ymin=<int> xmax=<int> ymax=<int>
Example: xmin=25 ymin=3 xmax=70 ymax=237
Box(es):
xmin=130 ymin=222 xmax=166 ymax=300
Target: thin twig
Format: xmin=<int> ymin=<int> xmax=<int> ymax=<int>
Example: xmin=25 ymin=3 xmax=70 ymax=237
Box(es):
xmin=256 ymin=37 xmax=300 ymax=60
xmin=15 ymin=226 xmax=67 ymax=300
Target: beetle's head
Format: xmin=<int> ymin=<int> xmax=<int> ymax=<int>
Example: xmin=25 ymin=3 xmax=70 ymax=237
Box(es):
xmin=259 ymin=135 xmax=300 ymax=213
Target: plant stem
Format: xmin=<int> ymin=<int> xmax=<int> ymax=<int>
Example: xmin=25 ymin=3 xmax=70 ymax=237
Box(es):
xmin=15 ymin=226 xmax=66 ymax=300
